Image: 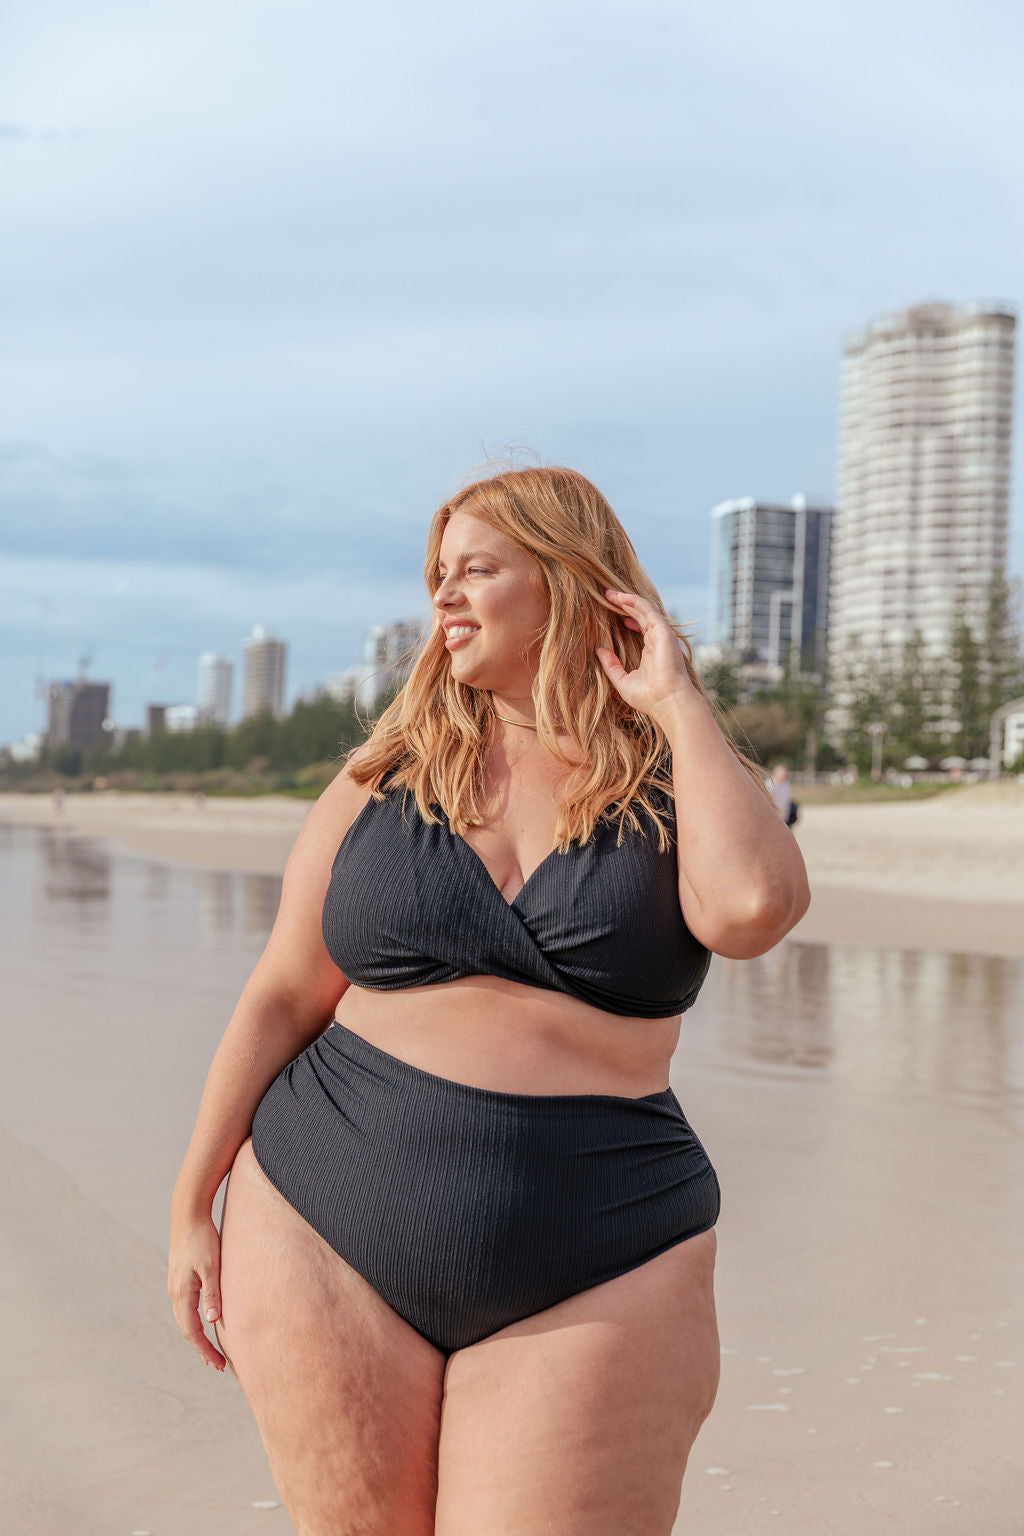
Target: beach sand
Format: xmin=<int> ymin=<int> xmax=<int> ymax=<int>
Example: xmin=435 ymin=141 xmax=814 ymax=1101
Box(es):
xmin=0 ymin=1131 xmax=287 ymax=1536
xmin=0 ymin=785 xmax=1021 ymax=1533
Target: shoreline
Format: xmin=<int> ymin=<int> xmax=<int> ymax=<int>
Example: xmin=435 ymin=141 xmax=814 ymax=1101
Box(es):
xmin=1 ymin=783 xmax=1023 ymax=957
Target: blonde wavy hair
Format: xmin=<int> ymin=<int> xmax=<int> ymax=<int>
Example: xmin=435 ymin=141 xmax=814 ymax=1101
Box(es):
xmin=347 ymin=465 xmax=769 ymax=850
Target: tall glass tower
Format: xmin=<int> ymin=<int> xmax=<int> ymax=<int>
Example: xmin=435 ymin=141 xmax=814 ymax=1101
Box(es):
xmin=709 ymin=495 xmax=833 ymax=678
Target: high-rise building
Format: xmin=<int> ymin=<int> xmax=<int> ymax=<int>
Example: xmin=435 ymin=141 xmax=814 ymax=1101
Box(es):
xmin=165 ymin=704 xmax=199 ymax=733
xmin=358 ymin=620 xmax=426 ymax=708
xmin=326 ymin=620 xmax=427 ymax=711
xmin=242 ymin=626 xmax=287 ymax=718
xmin=198 ymin=652 xmax=233 ymax=725
xmin=47 ymin=679 xmax=111 ymax=748
xmin=709 ymin=495 xmax=833 ymax=677
xmin=326 ymin=663 xmax=373 ymax=706
xmin=831 ymin=299 xmax=1016 ymax=657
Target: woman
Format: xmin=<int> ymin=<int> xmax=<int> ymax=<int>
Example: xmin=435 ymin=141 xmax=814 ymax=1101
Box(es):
xmin=169 ymin=465 xmax=810 ymax=1535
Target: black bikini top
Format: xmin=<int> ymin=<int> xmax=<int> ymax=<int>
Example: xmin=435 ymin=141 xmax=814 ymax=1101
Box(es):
xmin=321 ymin=777 xmax=711 ymax=1020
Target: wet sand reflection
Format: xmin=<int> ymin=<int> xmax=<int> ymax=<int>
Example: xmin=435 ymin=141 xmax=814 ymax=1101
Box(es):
xmin=692 ymin=939 xmax=1024 ymax=1119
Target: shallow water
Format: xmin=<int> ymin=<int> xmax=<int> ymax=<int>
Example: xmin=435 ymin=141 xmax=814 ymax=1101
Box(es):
xmin=0 ymin=820 xmax=1022 ymax=1253
xmin=688 ymin=935 xmax=1024 ymax=1122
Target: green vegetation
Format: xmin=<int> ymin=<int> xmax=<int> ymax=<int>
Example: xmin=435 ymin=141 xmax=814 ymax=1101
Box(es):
xmin=0 ymin=691 xmax=376 ymax=796
xmin=706 ymin=575 xmax=1024 ymax=779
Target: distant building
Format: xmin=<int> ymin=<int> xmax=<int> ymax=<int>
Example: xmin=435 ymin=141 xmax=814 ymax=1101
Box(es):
xmin=326 ymin=664 xmax=374 ymax=706
xmin=359 ymin=620 xmax=425 ymax=708
xmin=146 ymin=704 xmax=168 ymax=736
xmin=348 ymin=617 xmax=423 ymax=706
xmin=326 ymin=621 xmax=426 ymax=712
xmin=709 ymin=495 xmax=832 ymax=678
xmin=7 ymin=732 xmax=43 ymax=763
xmin=198 ymin=652 xmax=233 ymax=725
xmin=832 ymin=299 xmax=1016 ymax=658
xmin=242 ymin=626 xmax=287 ymax=718
xmin=47 ymin=679 xmax=111 ymax=748
xmin=165 ymin=704 xmax=200 ymax=733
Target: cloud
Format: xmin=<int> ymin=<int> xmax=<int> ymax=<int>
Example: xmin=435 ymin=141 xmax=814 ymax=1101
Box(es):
xmin=0 ymin=122 xmax=86 ymax=144
xmin=0 ymin=548 xmax=431 ymax=731
xmin=0 ymin=439 xmax=436 ymax=576
xmin=1 ymin=0 xmax=1021 ymax=743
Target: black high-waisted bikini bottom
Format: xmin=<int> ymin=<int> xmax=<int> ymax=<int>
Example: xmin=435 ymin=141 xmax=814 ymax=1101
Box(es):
xmin=250 ymin=1022 xmax=720 ymax=1353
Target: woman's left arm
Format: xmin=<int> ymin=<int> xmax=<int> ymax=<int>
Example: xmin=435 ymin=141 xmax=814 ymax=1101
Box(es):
xmin=596 ymin=589 xmax=810 ymax=959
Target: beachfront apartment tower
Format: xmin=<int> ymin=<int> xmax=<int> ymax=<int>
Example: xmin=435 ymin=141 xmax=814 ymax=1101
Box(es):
xmin=197 ymin=652 xmax=234 ymax=726
xmin=831 ymin=300 xmax=1016 ymax=658
xmin=709 ymin=495 xmax=833 ymax=678
xmin=242 ymin=626 xmax=287 ymax=718
xmin=359 ymin=620 xmax=425 ymax=708
xmin=47 ymin=678 xmax=111 ymax=748
xmin=327 ymin=620 xmax=427 ymax=711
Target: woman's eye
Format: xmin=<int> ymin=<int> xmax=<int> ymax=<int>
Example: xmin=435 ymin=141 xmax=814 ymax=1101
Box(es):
xmin=467 ymin=567 xmax=491 ymax=575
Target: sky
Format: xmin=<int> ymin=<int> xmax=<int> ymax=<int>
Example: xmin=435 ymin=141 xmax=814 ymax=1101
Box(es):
xmin=2 ymin=0 xmax=1023 ymax=746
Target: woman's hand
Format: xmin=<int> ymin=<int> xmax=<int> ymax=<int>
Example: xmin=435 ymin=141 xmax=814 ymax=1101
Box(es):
xmin=595 ymin=589 xmax=702 ymax=726
xmin=168 ymin=1212 xmax=227 ymax=1370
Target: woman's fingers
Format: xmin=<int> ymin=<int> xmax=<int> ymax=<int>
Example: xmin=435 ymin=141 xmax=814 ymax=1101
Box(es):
xmin=595 ymin=646 xmax=629 ymax=684
xmin=605 ymin=588 xmax=662 ymax=631
xmin=168 ymin=1214 xmax=228 ymax=1369
xmin=599 ymin=587 xmax=699 ymax=720
xmin=169 ymin=1266 xmax=227 ymax=1370
xmin=199 ymin=1259 xmax=222 ymax=1325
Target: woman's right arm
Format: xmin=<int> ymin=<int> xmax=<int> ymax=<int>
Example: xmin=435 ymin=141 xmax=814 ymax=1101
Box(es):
xmin=168 ymin=760 xmax=370 ymax=1366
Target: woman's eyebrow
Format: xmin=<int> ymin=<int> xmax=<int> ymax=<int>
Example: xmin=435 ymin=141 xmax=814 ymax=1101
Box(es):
xmin=437 ymin=549 xmax=500 ymax=569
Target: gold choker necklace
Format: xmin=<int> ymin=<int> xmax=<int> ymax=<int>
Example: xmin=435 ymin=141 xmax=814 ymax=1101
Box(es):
xmin=493 ymin=713 xmax=539 ymax=730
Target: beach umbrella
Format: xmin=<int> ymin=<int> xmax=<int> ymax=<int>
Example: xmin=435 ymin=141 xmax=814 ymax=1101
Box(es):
xmin=903 ymin=756 xmax=930 ymax=770
xmin=938 ymin=756 xmax=968 ymax=769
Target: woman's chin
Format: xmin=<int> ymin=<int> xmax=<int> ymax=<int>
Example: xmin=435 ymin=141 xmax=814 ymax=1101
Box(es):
xmin=448 ymin=655 xmax=527 ymax=697
xmin=449 ymin=658 xmax=491 ymax=690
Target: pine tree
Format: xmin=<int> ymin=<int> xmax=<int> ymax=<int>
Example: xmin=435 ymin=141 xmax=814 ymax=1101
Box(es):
xmin=982 ymin=575 xmax=1024 ymax=717
xmin=888 ymin=628 xmax=944 ymax=763
xmin=946 ymin=589 xmax=986 ymax=759
xmin=827 ymin=635 xmax=896 ymax=775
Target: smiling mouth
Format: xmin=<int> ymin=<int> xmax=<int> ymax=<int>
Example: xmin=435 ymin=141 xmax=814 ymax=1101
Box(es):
xmin=445 ymin=625 xmax=480 ymax=649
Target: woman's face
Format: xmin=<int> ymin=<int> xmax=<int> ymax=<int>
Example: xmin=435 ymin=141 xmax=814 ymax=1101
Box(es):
xmin=433 ymin=511 xmax=550 ymax=698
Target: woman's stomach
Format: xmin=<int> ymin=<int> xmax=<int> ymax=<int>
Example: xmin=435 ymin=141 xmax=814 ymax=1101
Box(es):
xmin=334 ymin=975 xmax=682 ymax=1098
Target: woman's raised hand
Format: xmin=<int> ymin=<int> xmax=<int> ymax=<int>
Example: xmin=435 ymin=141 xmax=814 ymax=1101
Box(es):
xmin=595 ymin=589 xmax=701 ymax=725
xmin=168 ymin=1212 xmax=228 ymax=1370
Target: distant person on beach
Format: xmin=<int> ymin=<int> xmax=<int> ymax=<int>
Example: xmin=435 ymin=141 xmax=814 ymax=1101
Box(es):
xmin=767 ymin=763 xmax=799 ymax=826
xmin=169 ymin=466 xmax=810 ymax=1534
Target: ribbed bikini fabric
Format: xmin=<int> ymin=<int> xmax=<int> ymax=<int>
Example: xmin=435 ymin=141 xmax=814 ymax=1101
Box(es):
xmin=249 ymin=778 xmax=719 ymax=1353
xmin=251 ymin=1024 xmax=721 ymax=1353
xmin=321 ymin=780 xmax=711 ymax=1018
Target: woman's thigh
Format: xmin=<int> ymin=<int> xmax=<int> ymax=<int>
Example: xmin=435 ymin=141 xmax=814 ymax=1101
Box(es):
xmin=217 ymin=1139 xmax=447 ymax=1536
xmin=435 ymin=1230 xmax=720 ymax=1536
